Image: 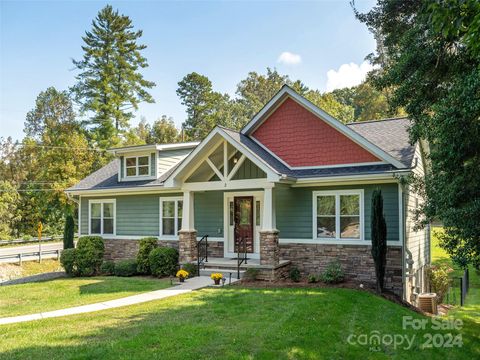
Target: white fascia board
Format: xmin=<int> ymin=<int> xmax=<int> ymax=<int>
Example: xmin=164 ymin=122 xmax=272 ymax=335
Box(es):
xmin=65 ymin=186 xmax=182 ymax=197
xmin=241 ymin=86 xmax=407 ymax=169
xmin=292 ymin=170 xmax=411 ymax=187
xmin=217 ymin=128 xmax=280 ymax=181
xmin=156 ymin=142 xmax=199 ymax=151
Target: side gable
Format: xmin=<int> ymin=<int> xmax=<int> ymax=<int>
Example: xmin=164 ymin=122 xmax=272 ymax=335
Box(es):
xmin=252 ymin=97 xmax=382 ymax=168
xmin=242 ymin=86 xmax=407 ymax=169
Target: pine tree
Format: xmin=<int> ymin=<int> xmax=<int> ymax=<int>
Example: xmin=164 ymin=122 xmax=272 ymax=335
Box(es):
xmin=371 ymin=189 xmax=387 ymax=293
xmin=72 ymin=5 xmax=155 ymax=148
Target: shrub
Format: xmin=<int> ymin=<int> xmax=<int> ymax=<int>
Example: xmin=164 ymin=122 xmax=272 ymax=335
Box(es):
xmin=60 ymin=248 xmax=77 ymax=276
xmin=75 ymin=236 xmax=105 ymax=276
xmin=321 ymin=261 xmax=345 ymax=284
xmin=181 ymin=263 xmax=198 ymax=278
xmin=307 ymin=274 xmax=318 ymax=283
xmin=426 ymin=265 xmax=452 ymax=303
xmin=100 ymin=260 xmax=115 ymax=276
xmin=289 ymin=267 xmax=301 ymax=282
xmin=149 ymin=247 xmax=179 ymax=277
xmin=114 ymin=259 xmax=138 ymax=277
xmin=136 ymin=237 xmax=158 ymax=274
xmin=244 ymin=268 xmax=259 ymax=281
xmin=63 ymin=212 xmax=75 ymax=249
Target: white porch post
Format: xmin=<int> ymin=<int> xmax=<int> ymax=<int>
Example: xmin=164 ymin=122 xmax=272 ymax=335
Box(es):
xmin=260 ymin=184 xmax=279 ymax=266
xmin=181 ymin=190 xmax=195 ymax=231
xmin=262 ymin=185 xmax=276 ymax=231
xmin=179 ymin=190 xmax=197 ymax=263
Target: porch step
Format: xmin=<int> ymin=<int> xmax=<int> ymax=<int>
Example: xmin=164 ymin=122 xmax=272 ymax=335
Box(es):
xmin=199 ymin=268 xmax=246 ymax=280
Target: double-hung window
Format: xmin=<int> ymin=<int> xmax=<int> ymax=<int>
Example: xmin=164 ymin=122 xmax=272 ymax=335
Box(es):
xmin=313 ymin=190 xmax=363 ymax=241
xmin=125 ymin=155 xmax=150 ymax=177
xmin=89 ymin=200 xmax=115 ymax=235
xmin=160 ymin=198 xmax=183 ymax=237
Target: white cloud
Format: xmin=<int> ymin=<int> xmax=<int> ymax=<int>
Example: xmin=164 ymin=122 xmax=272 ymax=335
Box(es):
xmin=325 ymin=61 xmax=375 ymax=91
xmin=277 ymin=51 xmax=302 ymax=66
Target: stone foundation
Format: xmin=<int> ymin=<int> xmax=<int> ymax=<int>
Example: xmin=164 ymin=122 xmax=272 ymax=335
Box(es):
xmin=178 ymin=230 xmax=197 ymax=263
xmin=260 ymin=230 xmax=279 ymax=266
xmin=279 ymin=243 xmax=403 ymax=296
xmin=103 ymin=239 xmax=178 ymax=261
xmin=206 ymin=240 xmax=224 ymax=258
xmin=256 ymin=262 xmax=291 ymax=281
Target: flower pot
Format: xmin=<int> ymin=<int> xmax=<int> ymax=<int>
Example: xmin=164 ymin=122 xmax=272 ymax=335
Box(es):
xmin=179 ymin=277 xmax=185 ymax=283
xmin=214 ymin=278 xmax=221 ymax=285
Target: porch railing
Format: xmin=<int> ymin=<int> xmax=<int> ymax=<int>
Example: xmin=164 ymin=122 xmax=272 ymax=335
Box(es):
xmin=237 ymin=236 xmax=248 ymax=279
xmin=197 ymin=235 xmax=208 ymax=276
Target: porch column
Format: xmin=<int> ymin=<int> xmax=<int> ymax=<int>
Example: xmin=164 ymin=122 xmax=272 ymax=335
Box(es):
xmin=260 ymin=185 xmax=279 ymax=266
xmin=179 ymin=190 xmax=197 ymax=263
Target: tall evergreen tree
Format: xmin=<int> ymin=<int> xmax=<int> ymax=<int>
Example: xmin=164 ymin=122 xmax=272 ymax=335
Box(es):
xmin=72 ymin=5 xmax=155 ymax=148
xmin=177 ymin=72 xmax=230 ymax=140
xmin=371 ymin=189 xmax=387 ymax=293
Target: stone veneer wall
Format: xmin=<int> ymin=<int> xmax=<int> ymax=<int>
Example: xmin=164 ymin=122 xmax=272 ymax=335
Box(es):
xmin=103 ymin=238 xmax=224 ymax=261
xmin=104 ymin=239 xmax=178 ymax=261
xmin=206 ymin=241 xmax=224 ymax=258
xmin=279 ymin=243 xmax=403 ymax=295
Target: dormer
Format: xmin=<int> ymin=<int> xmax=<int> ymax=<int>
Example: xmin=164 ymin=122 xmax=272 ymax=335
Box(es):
xmin=109 ymin=142 xmax=199 ymax=182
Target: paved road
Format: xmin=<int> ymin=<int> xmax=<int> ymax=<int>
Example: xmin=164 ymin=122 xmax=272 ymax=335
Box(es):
xmin=0 ymin=242 xmax=63 ymax=263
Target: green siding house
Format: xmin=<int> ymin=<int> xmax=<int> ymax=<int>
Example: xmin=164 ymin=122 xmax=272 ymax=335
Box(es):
xmin=67 ymin=86 xmax=430 ymax=304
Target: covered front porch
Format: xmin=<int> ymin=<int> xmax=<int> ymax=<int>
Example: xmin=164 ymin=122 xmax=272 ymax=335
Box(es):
xmin=164 ymin=128 xmax=291 ymax=277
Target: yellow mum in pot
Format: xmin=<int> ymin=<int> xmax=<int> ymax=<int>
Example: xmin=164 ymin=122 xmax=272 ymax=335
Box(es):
xmin=176 ymin=269 xmax=189 ymax=282
xmin=210 ymin=273 xmax=223 ymax=284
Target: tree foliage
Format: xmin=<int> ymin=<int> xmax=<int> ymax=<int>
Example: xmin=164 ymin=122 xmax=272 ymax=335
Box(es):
xmin=355 ymin=0 xmax=480 ymax=266
xmin=71 ymin=5 xmax=155 ymax=148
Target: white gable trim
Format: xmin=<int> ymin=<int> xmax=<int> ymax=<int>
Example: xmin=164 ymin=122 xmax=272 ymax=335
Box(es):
xmin=241 ymin=86 xmax=407 ymax=169
xmin=164 ymin=127 xmax=280 ymax=187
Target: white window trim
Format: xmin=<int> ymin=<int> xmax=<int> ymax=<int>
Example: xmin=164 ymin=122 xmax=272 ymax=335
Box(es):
xmin=159 ymin=197 xmax=183 ymax=239
xmin=88 ymin=199 xmax=116 ymax=236
xmin=124 ymin=154 xmax=151 ymax=178
xmin=312 ymin=190 xmax=364 ymax=242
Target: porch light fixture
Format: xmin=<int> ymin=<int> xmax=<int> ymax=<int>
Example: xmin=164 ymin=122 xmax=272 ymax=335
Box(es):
xmin=233 ymin=157 xmax=238 ymax=164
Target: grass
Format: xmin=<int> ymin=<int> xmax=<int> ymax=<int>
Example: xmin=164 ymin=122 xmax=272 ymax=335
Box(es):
xmin=431 ymin=227 xmax=480 ymax=323
xmin=0 ymin=276 xmax=171 ymax=317
xmin=0 ymin=230 xmax=478 ymax=359
xmin=0 ymin=286 xmax=478 ymax=359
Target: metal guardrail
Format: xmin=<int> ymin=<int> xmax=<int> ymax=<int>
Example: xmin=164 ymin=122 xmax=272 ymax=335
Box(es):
xmin=0 ymin=249 xmax=61 ymax=265
xmin=0 ymin=236 xmax=63 ymax=246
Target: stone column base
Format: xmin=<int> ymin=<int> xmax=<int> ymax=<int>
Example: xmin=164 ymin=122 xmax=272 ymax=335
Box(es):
xmin=178 ymin=230 xmax=197 ymax=263
xmin=260 ymin=229 xmax=279 ymax=266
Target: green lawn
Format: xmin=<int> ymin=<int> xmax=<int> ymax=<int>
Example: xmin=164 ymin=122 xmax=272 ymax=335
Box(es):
xmin=431 ymin=227 xmax=480 ymax=323
xmin=0 ymin=287 xmax=478 ymax=359
xmin=0 ymin=276 xmax=171 ymax=317
xmin=0 ymin=232 xmax=478 ymax=359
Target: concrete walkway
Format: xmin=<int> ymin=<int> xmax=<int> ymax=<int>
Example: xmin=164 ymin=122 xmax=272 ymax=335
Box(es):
xmin=0 ymin=276 xmax=238 ymax=325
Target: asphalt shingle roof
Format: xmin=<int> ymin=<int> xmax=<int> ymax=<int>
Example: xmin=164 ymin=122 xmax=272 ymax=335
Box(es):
xmin=346 ymin=117 xmax=414 ymax=167
xmin=68 ymin=117 xmax=415 ymax=191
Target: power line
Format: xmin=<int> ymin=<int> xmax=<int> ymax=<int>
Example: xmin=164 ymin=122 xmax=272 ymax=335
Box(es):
xmin=14 ymin=143 xmax=107 ymax=152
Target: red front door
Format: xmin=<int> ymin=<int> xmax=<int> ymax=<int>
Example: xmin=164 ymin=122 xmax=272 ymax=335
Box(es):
xmin=234 ymin=196 xmax=254 ymax=253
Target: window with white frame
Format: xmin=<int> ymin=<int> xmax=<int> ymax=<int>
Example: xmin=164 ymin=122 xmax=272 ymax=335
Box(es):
xmin=160 ymin=198 xmax=183 ymax=237
xmin=313 ymin=190 xmax=363 ymax=240
xmin=89 ymin=200 xmax=115 ymax=235
xmin=125 ymin=155 xmax=150 ymax=177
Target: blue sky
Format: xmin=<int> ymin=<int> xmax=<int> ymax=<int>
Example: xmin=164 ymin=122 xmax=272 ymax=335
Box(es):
xmin=0 ymin=0 xmax=376 ymax=141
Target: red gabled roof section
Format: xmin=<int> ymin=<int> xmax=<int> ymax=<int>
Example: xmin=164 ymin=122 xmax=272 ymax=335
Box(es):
xmin=251 ymin=97 xmax=382 ymax=167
